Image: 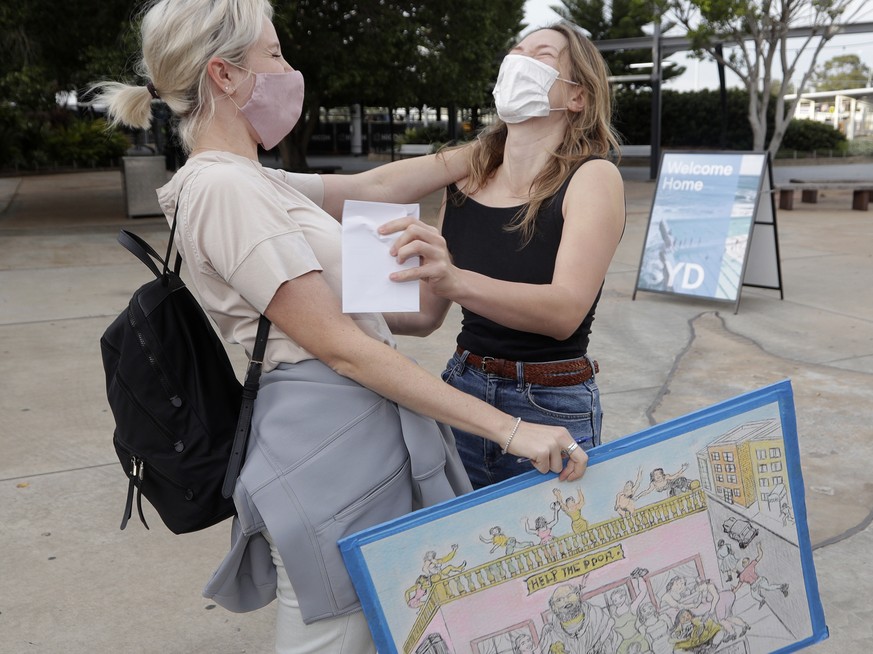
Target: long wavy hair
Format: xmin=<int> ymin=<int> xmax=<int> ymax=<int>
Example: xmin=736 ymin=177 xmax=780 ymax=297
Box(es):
xmin=462 ymin=22 xmax=621 ymax=246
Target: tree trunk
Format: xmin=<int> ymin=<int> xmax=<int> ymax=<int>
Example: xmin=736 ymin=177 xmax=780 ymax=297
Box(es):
xmin=278 ymin=135 xmax=307 ymax=171
xmin=767 ymin=88 xmax=802 ymax=159
xmin=747 ymin=84 xmax=766 ymax=152
xmin=446 ymin=103 xmax=458 ymax=141
xmin=279 ymin=96 xmax=321 ymax=171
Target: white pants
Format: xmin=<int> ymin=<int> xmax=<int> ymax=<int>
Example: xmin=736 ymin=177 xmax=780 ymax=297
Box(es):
xmin=265 ymin=532 xmax=376 ymax=654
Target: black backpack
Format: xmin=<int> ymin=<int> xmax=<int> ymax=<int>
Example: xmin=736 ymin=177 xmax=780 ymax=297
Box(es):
xmin=100 ymin=213 xmax=270 ymax=534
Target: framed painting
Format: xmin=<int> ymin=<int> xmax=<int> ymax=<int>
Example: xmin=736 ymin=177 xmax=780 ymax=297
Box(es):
xmin=340 ymin=380 xmax=827 ymax=654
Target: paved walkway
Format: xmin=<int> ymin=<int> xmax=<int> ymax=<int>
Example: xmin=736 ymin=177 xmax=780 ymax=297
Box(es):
xmin=1 ymin=156 xmax=871 ymax=653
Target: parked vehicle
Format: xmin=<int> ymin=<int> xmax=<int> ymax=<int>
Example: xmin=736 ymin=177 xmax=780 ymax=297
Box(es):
xmin=723 ymin=517 xmax=758 ymax=548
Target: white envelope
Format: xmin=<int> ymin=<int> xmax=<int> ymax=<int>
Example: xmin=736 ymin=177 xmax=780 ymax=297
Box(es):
xmin=341 ymin=200 xmax=420 ymax=313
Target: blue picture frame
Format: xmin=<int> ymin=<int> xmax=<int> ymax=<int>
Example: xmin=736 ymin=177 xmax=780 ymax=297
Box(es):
xmin=340 ymin=380 xmax=827 ymax=654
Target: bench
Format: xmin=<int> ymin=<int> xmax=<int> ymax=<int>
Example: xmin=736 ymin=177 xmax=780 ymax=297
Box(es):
xmin=398 ymin=143 xmax=433 ymax=158
xmin=619 ymin=144 xmax=652 ymax=158
xmin=777 ymin=180 xmax=873 ymax=211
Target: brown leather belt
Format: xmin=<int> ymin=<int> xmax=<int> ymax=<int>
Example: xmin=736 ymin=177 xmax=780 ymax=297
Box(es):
xmin=458 ymin=347 xmax=598 ymax=387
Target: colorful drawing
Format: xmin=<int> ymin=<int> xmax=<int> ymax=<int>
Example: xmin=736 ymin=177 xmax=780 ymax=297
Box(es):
xmin=340 ymin=380 xmax=827 ymax=654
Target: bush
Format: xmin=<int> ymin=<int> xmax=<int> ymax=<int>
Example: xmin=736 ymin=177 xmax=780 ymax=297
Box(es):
xmin=0 ymin=109 xmax=129 ymax=171
xmin=0 ymin=104 xmax=28 ymax=169
xmin=614 ymin=88 xmax=766 ymax=150
xmin=848 ymin=136 xmax=873 ymax=156
xmin=44 ymin=117 xmax=130 ymax=167
xmin=780 ymin=119 xmax=847 ymax=153
xmin=398 ymin=125 xmax=449 ymax=145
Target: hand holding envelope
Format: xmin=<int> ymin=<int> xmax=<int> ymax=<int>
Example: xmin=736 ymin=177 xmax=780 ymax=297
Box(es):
xmin=341 ymin=200 xmax=420 ymax=313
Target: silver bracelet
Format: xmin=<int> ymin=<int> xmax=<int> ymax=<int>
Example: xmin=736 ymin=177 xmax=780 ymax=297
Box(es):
xmin=501 ymin=417 xmax=522 ymax=455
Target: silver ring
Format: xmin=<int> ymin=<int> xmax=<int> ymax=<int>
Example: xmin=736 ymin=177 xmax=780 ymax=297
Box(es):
xmin=565 ymin=441 xmax=579 ymax=454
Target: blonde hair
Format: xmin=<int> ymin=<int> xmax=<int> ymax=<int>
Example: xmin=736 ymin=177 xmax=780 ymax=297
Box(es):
xmin=463 ymin=22 xmax=621 ymax=246
xmin=93 ymin=0 xmax=272 ymax=153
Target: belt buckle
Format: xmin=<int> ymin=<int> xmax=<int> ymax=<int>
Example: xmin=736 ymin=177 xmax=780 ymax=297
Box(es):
xmin=480 ymin=356 xmax=495 ymax=372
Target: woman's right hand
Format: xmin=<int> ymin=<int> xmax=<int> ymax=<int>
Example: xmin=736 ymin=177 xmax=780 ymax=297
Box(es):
xmin=379 ymin=216 xmax=461 ymax=299
xmin=506 ymin=421 xmax=588 ymax=482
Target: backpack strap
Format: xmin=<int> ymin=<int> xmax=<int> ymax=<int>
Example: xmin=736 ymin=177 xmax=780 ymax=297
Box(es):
xmin=164 ymin=205 xmax=183 ymax=277
xmin=117 ymin=230 xmax=166 ymax=279
xmin=157 ymin=188 xmax=270 ymax=499
xmin=117 ymin=199 xmax=183 ymax=279
xmin=222 ymin=314 xmax=271 ymax=498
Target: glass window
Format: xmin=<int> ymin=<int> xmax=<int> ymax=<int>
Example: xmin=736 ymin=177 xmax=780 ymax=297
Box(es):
xmin=770 ymin=462 xmax=783 ymax=472
xmin=770 ymin=448 xmax=781 ymax=458
xmin=759 ymin=478 xmax=769 ymax=487
xmin=712 ymin=452 xmax=721 ymax=461
xmin=724 ymin=452 xmax=735 ymax=462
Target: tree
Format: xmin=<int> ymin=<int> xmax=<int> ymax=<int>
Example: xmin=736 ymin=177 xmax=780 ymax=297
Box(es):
xmin=552 ymin=0 xmax=685 ymax=85
xmin=660 ymin=0 xmax=864 ymax=156
xmin=0 ymin=0 xmax=137 ymax=91
xmin=274 ymin=0 xmax=525 ymax=168
xmin=273 ymin=0 xmax=423 ymax=169
xmin=812 ymin=54 xmax=872 ymax=91
xmin=413 ymin=0 xmax=525 ymax=134
xmin=0 ymin=1 xmax=138 ymax=170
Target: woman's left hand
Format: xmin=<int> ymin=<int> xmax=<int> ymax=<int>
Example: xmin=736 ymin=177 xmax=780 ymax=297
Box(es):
xmin=379 ymin=216 xmax=461 ymax=298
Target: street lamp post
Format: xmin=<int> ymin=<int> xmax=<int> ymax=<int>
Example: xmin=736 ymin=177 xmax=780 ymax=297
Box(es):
xmin=650 ymin=16 xmax=663 ymax=181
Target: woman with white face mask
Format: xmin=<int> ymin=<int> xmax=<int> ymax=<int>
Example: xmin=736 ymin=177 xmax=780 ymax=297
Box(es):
xmin=95 ymin=2 xmax=589 ymax=652
xmin=382 ymin=23 xmax=626 ymax=489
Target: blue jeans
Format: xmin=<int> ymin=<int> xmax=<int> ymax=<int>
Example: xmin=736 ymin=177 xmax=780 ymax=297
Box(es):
xmin=441 ymin=350 xmax=602 ymax=489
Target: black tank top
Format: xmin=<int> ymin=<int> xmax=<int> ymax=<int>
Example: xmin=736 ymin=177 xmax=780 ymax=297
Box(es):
xmin=442 ymin=166 xmax=602 ymax=362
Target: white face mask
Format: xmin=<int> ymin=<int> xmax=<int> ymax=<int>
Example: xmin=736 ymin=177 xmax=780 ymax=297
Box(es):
xmin=492 ymin=54 xmax=577 ymax=124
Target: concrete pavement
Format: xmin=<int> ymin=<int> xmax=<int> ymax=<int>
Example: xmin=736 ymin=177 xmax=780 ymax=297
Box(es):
xmin=1 ymin=155 xmax=871 ymax=653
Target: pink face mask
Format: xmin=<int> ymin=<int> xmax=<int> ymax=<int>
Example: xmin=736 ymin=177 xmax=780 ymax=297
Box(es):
xmin=235 ymin=70 xmax=305 ymax=150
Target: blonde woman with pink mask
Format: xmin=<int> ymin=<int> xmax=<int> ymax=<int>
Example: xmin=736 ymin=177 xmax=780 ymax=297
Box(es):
xmin=95 ymin=1 xmax=589 ymax=652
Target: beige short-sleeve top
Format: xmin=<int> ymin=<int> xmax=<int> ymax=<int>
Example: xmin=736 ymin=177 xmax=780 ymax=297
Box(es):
xmin=156 ymin=151 xmax=394 ymax=371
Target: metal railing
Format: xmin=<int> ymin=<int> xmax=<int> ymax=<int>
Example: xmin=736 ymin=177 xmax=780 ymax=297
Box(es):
xmin=404 ymin=486 xmax=708 ymax=653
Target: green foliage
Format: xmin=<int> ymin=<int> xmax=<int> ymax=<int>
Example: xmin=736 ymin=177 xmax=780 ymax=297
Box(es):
xmin=812 ymin=54 xmax=872 ymax=92
xmin=413 ymin=0 xmax=525 ymax=109
xmin=780 ymin=119 xmax=847 ymax=153
xmin=44 ymin=117 xmax=130 ymax=167
xmin=847 ymin=137 xmax=873 ymax=157
xmin=613 ymin=87 xmax=775 ymax=150
xmin=275 ymin=1 xmax=422 ymax=110
xmin=0 ymin=103 xmax=30 ymax=169
xmin=398 ymin=125 xmax=450 ymax=145
xmin=0 ymin=67 xmax=57 ymax=112
xmin=0 ymin=105 xmax=129 ymax=171
xmin=275 ymin=0 xmax=524 ymax=109
xmin=661 ymin=0 xmax=859 ymax=153
xmin=274 ymin=0 xmax=524 ymax=167
xmin=0 ymin=0 xmax=138 ymax=90
xmin=553 ymin=0 xmax=685 ymax=84
xmin=613 ymin=87 xmax=859 ymax=156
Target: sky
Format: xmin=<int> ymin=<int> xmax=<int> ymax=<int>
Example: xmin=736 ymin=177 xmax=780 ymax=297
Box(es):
xmin=523 ymin=0 xmax=873 ymax=92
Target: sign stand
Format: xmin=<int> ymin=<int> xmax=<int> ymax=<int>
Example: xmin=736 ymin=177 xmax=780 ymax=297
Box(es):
xmin=633 ymin=151 xmax=784 ymax=313
xmin=740 ymin=155 xmax=785 ymax=305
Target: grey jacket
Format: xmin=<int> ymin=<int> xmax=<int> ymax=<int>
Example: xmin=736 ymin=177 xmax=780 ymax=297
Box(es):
xmin=203 ymin=360 xmax=472 ymax=623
